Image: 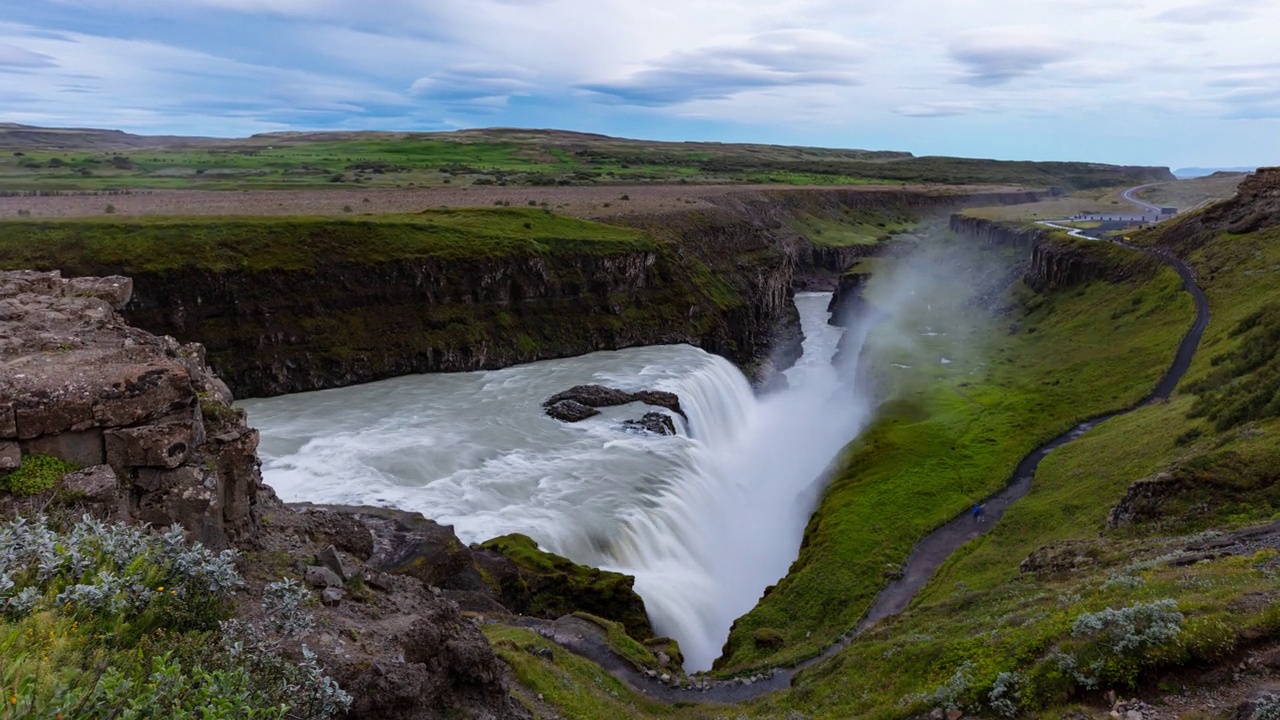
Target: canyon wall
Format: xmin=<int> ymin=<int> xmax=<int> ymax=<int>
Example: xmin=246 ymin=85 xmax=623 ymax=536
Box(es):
xmin=4 ymin=188 xmax=1051 ymax=399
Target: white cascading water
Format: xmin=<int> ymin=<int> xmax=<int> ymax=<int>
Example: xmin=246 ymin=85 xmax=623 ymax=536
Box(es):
xmin=241 ymin=291 xmax=874 ymax=671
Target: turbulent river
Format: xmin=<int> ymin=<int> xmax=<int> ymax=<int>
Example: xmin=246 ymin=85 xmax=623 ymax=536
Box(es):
xmin=242 ymin=292 xmax=873 ymax=670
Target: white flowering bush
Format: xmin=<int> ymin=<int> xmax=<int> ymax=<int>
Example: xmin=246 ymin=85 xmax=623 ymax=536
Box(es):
xmin=218 ymin=577 xmax=352 ymax=718
xmin=905 ymin=661 xmax=974 ymax=711
xmin=0 ymin=515 xmax=240 ymax=626
xmin=0 ymin=517 xmax=351 ymax=719
xmin=987 ymin=671 xmax=1023 ymax=717
xmin=1050 ymin=599 xmax=1184 ymax=690
xmin=1253 ymin=692 xmax=1280 ymax=720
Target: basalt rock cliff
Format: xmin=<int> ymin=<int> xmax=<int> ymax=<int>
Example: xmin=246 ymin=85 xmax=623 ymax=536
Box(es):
xmin=948 ymin=214 xmax=1146 ymax=290
xmin=0 ymin=269 xmax=267 ymax=546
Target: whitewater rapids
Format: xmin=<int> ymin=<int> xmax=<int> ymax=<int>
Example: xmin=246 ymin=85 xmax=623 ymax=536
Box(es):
xmin=241 ymin=292 xmax=873 ymax=671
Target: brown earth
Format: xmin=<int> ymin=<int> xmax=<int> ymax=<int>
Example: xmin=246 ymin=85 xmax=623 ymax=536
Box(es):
xmin=0 ymin=182 xmax=1031 ymax=219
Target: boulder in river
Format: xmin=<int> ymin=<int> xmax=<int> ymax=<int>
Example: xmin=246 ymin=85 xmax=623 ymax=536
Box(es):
xmin=545 ymin=399 xmax=601 ymax=423
xmin=622 ymin=412 xmax=677 ymax=436
xmin=542 ymin=384 xmax=685 ymax=422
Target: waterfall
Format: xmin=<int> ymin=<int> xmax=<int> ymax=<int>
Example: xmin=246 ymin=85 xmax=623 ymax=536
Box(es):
xmin=242 ymin=292 xmax=874 ymax=673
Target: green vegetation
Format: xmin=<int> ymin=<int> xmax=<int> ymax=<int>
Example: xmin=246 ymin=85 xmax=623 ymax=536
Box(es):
xmin=792 ymin=207 xmax=916 ymax=247
xmin=0 ymin=517 xmax=349 ymax=718
xmin=1188 ymin=301 xmax=1280 ymax=430
xmin=2 ymin=455 xmax=76 ymax=496
xmin=481 ymin=534 xmax=654 ymax=640
xmin=724 ymin=211 xmax=1280 ymax=718
xmin=0 ymin=127 xmax=1171 ymax=192
xmin=0 ymin=209 xmax=652 ymax=275
xmin=484 ymin=625 xmax=692 ymax=720
xmin=572 ymin=613 xmax=673 ymax=673
xmin=716 ymin=234 xmax=1193 ymax=672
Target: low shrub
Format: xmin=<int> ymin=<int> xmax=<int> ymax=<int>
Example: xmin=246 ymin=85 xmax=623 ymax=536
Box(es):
xmin=0 ymin=517 xmax=351 ymax=718
xmin=2 ymin=455 xmax=77 ymax=496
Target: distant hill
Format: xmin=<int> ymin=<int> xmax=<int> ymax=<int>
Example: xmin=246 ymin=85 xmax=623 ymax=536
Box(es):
xmin=1174 ymin=166 xmax=1259 ymax=179
xmin=0 ymin=123 xmax=216 ymax=150
xmin=0 ymin=124 xmax=1174 ymax=191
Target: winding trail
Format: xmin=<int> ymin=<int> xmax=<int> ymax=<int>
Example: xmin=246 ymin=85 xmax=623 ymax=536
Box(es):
xmin=534 ymin=204 xmax=1210 ymax=705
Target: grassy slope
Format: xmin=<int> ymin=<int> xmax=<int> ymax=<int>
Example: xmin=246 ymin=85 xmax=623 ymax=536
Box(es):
xmin=715 ymin=236 xmax=1193 ymax=672
xmin=743 ymin=222 xmax=1280 ymax=719
xmin=0 ymin=209 xmax=652 ymax=274
xmin=791 ymin=206 xmax=917 ymax=247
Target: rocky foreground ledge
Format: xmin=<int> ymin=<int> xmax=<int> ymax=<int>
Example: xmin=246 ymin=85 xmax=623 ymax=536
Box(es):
xmin=0 ymin=269 xmax=266 ymax=545
xmin=0 ymin=269 xmax=673 ymax=719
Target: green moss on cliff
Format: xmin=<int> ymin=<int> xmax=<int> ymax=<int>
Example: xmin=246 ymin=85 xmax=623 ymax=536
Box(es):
xmin=0 ymin=209 xmax=653 ymax=274
xmin=480 ymin=534 xmax=654 ymax=641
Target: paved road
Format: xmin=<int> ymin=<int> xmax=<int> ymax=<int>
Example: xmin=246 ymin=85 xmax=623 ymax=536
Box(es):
xmin=1122 ymin=183 xmax=1166 ymax=214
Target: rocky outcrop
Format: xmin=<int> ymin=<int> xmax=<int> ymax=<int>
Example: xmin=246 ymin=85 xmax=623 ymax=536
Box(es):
xmin=948 ymin=214 xmax=1045 ymax=249
xmin=1154 ymin=167 xmax=1280 ymax=254
xmin=826 ymin=272 xmax=872 ymax=327
xmin=542 ymin=384 xmax=684 ymax=422
xmin=1025 ymin=241 xmax=1110 ymax=290
xmin=948 ymin=214 xmax=1151 ymax=291
xmin=286 ymin=504 xmax=656 ymax=640
xmin=478 ymin=533 xmax=655 ymax=641
xmin=336 ymin=598 xmax=528 ymax=720
xmin=252 ymin=504 xmax=529 ymax=720
xmin=0 ymin=270 xmax=267 ymax=546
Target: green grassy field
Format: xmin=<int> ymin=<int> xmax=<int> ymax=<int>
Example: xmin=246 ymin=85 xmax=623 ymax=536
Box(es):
xmin=0 ymin=127 xmax=1172 ymax=192
xmin=0 ymin=209 xmax=653 ymax=274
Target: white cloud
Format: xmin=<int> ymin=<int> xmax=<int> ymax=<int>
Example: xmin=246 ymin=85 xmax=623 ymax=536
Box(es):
xmin=0 ymin=0 xmax=1278 ymax=165
xmin=948 ymin=26 xmax=1077 ymax=86
xmin=580 ymin=29 xmax=865 ymax=105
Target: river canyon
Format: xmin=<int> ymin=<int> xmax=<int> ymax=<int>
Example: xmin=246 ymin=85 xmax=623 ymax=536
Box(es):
xmin=242 ymin=292 xmax=873 ymax=670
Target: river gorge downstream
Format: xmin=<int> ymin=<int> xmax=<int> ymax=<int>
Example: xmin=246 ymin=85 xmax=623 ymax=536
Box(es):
xmin=241 ymin=292 xmax=872 ymax=670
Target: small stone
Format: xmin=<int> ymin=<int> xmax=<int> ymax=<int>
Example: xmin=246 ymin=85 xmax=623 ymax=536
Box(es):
xmin=1106 ymin=690 xmax=1118 ymax=707
xmin=316 ymin=545 xmax=350 ymax=581
xmin=305 ymin=565 xmax=344 ymax=588
xmin=1125 ymin=711 xmax=1143 ymax=720
xmin=364 ymin=571 xmax=392 ymax=591
xmin=946 ymin=710 xmax=963 ymax=720
xmin=320 ymin=587 xmax=343 ymax=607
xmin=60 ymin=465 xmax=119 ymax=504
xmin=929 ymin=709 xmax=945 ymax=720
xmin=659 ymin=673 xmax=671 ymax=683
xmin=0 ymin=441 xmax=20 ymax=470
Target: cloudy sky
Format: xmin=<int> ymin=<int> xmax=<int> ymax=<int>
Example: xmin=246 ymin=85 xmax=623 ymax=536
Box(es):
xmin=1 ymin=0 xmax=1278 ymax=168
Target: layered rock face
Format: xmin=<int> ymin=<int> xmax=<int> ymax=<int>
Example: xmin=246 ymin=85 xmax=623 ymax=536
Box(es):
xmin=1157 ymin=167 xmax=1280 ymax=252
xmin=948 ymin=214 xmax=1124 ymax=290
xmin=0 ymin=269 xmax=267 ymax=546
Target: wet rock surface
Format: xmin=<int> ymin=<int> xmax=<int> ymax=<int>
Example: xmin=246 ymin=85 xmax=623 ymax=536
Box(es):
xmin=542 ymin=384 xmax=685 ymax=422
xmin=622 ymin=412 xmax=677 ymax=436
